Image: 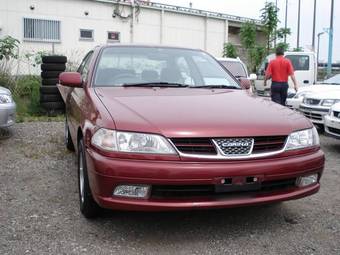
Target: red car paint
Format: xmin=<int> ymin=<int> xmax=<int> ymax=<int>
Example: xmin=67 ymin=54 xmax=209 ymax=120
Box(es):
xmin=58 ymin=45 xmax=324 ymax=212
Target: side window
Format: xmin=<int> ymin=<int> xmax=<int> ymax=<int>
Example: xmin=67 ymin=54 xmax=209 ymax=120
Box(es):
xmin=77 ymin=51 xmax=94 ymax=80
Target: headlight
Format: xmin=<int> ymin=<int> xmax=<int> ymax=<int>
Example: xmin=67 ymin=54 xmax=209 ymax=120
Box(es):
xmin=322 ymin=99 xmax=340 ymax=107
xmin=0 ymin=94 xmax=13 ymax=104
xmin=322 ymin=99 xmax=335 ymax=107
xmin=91 ymin=128 xmax=176 ymax=154
xmin=285 ymin=127 xmax=319 ymax=151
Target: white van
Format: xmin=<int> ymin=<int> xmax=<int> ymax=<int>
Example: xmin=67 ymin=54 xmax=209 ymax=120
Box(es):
xmin=254 ymin=52 xmax=317 ymax=97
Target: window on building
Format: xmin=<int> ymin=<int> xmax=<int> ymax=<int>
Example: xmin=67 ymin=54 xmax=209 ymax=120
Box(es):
xmin=80 ymin=29 xmax=94 ymax=40
xmin=107 ymin=31 xmax=120 ymax=42
xmin=23 ymin=18 xmax=61 ymax=42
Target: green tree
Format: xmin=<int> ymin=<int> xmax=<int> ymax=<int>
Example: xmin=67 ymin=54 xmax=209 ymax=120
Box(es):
xmin=239 ymin=22 xmax=265 ymax=72
xmin=0 ymin=36 xmax=20 ymax=73
xmin=240 ymin=22 xmax=257 ymax=49
xmin=260 ymin=2 xmax=279 ymax=53
xmin=223 ymin=43 xmax=238 ymax=58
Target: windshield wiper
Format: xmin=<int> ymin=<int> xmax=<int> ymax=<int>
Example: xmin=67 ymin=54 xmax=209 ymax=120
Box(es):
xmin=189 ymin=85 xmax=240 ymax=89
xmin=122 ymin=82 xmax=188 ymax=87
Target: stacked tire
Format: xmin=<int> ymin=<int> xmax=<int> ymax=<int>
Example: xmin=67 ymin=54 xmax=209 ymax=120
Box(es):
xmin=40 ymin=56 xmax=67 ymax=114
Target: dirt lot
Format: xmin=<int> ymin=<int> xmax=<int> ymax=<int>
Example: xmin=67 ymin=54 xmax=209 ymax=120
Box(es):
xmin=0 ymin=122 xmax=339 ymax=255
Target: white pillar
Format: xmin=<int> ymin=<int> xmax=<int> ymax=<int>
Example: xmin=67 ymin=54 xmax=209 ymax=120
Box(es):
xmin=160 ymin=7 xmax=164 ymax=44
xmin=224 ymin=19 xmax=229 ymax=44
xmin=204 ymin=14 xmax=208 ymax=50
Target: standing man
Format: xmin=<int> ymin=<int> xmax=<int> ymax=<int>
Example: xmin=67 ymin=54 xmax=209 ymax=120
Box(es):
xmin=264 ymin=47 xmax=298 ymax=106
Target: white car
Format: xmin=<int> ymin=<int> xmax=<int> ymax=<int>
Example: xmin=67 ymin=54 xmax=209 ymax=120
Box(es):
xmin=287 ymin=74 xmax=340 ymax=109
xmin=217 ymin=57 xmax=257 ymax=81
xmin=0 ymin=86 xmax=16 ymax=128
xmin=299 ymin=90 xmax=340 ymax=127
xmin=324 ymin=102 xmax=340 ymax=139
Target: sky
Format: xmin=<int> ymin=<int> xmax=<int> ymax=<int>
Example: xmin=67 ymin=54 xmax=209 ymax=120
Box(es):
xmin=155 ymin=0 xmax=340 ymax=62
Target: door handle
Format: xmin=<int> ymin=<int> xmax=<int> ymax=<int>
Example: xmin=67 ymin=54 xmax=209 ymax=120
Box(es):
xmin=303 ymin=80 xmax=309 ymax=84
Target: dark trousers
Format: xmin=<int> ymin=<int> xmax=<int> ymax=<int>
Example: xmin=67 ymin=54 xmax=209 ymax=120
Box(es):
xmin=271 ymin=82 xmax=288 ymax=106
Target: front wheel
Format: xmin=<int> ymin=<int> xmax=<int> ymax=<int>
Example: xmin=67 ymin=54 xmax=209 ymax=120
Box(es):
xmin=78 ymin=138 xmax=100 ymax=218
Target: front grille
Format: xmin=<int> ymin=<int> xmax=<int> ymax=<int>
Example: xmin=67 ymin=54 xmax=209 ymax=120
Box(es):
xmin=213 ymin=138 xmax=253 ymax=156
xmin=150 ymin=178 xmax=296 ymax=199
xmin=253 ymin=136 xmax=287 ymax=153
xmin=171 ymin=136 xmax=287 ymax=156
xmin=304 ymin=98 xmax=321 ymax=105
xmin=328 ymin=127 xmax=340 ymax=135
xmin=171 ymin=138 xmax=216 ymax=155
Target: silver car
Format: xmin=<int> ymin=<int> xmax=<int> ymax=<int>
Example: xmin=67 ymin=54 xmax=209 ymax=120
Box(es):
xmin=0 ymin=86 xmax=16 ymax=128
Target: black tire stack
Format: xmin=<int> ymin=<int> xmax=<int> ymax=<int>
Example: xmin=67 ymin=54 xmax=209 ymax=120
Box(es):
xmin=40 ymin=56 xmax=67 ymax=114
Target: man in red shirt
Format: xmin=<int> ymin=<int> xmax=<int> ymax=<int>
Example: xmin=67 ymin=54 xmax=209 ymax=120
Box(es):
xmin=264 ymin=47 xmax=298 ymax=105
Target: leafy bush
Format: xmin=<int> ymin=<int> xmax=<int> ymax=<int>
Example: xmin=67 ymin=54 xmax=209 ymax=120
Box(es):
xmin=223 ymin=43 xmax=238 ymax=58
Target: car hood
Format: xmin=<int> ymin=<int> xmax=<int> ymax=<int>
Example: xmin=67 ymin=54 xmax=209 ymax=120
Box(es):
xmin=0 ymin=86 xmax=11 ymax=95
xmin=297 ymin=84 xmax=340 ymax=94
xmin=305 ymin=90 xmax=340 ymax=100
xmin=95 ymin=87 xmax=311 ymax=138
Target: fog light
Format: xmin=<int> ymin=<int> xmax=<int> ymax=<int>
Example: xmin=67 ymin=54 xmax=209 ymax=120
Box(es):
xmin=295 ymin=174 xmax=318 ymax=187
xmin=113 ymin=185 xmax=150 ymax=198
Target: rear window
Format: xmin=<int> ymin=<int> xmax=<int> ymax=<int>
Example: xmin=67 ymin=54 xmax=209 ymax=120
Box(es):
xmin=220 ymin=61 xmax=247 ymax=78
xmin=285 ymin=55 xmax=310 ymax=71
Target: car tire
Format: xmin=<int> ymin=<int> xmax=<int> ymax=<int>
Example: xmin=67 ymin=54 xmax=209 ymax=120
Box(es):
xmin=78 ymin=138 xmax=100 ymax=218
xmin=41 ymin=71 xmax=63 ymax=79
xmin=40 ymin=86 xmax=60 ymax=95
xmin=65 ymin=118 xmax=75 ymax=151
xmin=315 ymin=124 xmax=324 ymax=134
xmin=40 ymin=101 xmax=65 ymax=110
xmin=40 ymin=94 xmax=62 ymax=102
xmin=41 ymin=63 xmax=66 ymax=71
xmin=41 ymin=78 xmax=59 ymax=86
xmin=42 ymin=55 xmax=67 ymax=64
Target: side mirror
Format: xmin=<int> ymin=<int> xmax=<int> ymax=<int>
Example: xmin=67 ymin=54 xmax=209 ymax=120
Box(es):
xmin=239 ymin=78 xmax=251 ymax=90
xmin=249 ymin=73 xmax=257 ymax=80
xmin=59 ymin=72 xmax=83 ymax=88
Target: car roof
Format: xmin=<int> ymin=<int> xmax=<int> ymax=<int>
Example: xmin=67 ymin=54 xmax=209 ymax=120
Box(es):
xmin=98 ymin=44 xmax=203 ymax=52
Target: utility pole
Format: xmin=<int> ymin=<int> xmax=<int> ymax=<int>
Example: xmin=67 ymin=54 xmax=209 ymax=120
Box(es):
xmin=312 ymin=0 xmax=317 ymax=50
xmin=297 ymin=0 xmax=301 ymax=49
xmin=284 ymin=0 xmax=288 ymax=44
xmin=327 ymin=0 xmax=334 ymax=76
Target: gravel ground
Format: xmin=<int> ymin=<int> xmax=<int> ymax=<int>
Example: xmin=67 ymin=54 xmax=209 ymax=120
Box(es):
xmin=0 ymin=122 xmax=339 ymax=255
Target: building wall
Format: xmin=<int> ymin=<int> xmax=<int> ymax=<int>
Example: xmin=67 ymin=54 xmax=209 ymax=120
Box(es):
xmin=0 ymin=0 xmax=262 ymax=74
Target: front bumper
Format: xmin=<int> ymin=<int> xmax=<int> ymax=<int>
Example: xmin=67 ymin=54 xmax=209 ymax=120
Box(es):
xmin=324 ymin=114 xmax=340 ymax=139
xmin=85 ymin=148 xmax=324 ymax=211
xmin=299 ymin=104 xmax=329 ymax=124
xmin=0 ymin=102 xmax=16 ymax=128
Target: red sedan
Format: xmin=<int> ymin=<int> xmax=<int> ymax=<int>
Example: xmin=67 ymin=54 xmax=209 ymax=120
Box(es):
xmin=58 ymin=45 xmax=324 ymax=218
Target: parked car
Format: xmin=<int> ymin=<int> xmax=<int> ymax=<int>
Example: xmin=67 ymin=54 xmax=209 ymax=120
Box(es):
xmin=0 ymin=86 xmax=16 ymax=128
xmin=217 ymin=57 xmax=257 ymax=80
xmin=324 ymin=102 xmax=340 ymax=138
xmin=287 ymin=74 xmax=340 ymax=109
xmin=299 ymin=90 xmax=340 ymax=128
xmin=254 ymin=51 xmax=317 ymax=97
xmin=58 ymin=45 xmax=324 ymax=218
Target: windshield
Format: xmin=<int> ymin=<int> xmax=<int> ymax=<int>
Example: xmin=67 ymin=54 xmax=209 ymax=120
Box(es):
xmin=285 ymin=55 xmax=310 ymax=71
xmin=219 ymin=61 xmax=247 ymax=78
xmin=322 ymin=74 xmax=340 ymax=85
xmin=94 ymin=47 xmax=239 ymax=88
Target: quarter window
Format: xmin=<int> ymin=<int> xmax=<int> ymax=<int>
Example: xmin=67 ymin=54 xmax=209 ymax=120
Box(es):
xmin=23 ymin=18 xmax=60 ymax=42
